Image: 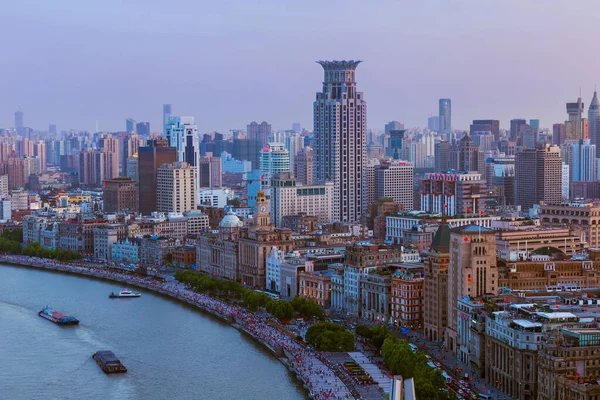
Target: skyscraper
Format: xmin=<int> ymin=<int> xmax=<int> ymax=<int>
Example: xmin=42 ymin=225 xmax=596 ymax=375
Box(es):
xmin=157 ymin=162 xmax=197 ymax=213
xmin=374 ymin=160 xmax=413 ymax=210
xmin=48 ymin=125 xmax=57 ymax=136
xmin=198 ymin=153 xmax=222 ymax=188
xmin=384 ymin=121 xmax=404 ymax=134
xmin=98 ymin=135 xmax=119 ymax=179
xmin=165 ymin=116 xmax=200 ymax=189
xmin=136 ymin=122 xmax=150 ymax=136
xmin=571 ymin=139 xmax=596 ymax=182
xmin=470 ymin=120 xmax=500 ymax=141
xmin=566 ymin=98 xmax=584 ymax=141
xmin=510 ymin=119 xmax=526 ymax=141
xmin=515 ymin=145 xmax=562 ymax=210
xmin=294 ymin=147 xmax=313 ymax=185
xmin=162 ymin=104 xmax=172 ymax=134
xmin=126 ymin=118 xmax=136 ymax=134
xmin=138 ymin=139 xmax=177 ymax=215
xmin=454 ymin=134 xmax=485 ymax=174
xmin=529 ymin=119 xmax=540 ymax=133
xmin=588 ymin=91 xmax=600 ymax=157
xmin=387 ymin=130 xmax=405 ymax=160
xmin=14 ymin=109 xmax=24 ymax=135
xmin=519 ymin=124 xmax=537 ymax=149
xmin=439 ymin=99 xmax=451 ymax=140
xmin=435 ymin=141 xmax=451 ymax=172
xmin=247 ymin=121 xmax=271 ymax=146
xmin=103 ymin=178 xmax=138 ymax=213
xmin=260 ymin=142 xmax=290 ymax=199
xmin=314 ymin=60 xmax=366 ymax=222
xmin=553 ymin=123 xmax=566 ymax=145
xmin=427 ymin=116 xmax=439 ymax=131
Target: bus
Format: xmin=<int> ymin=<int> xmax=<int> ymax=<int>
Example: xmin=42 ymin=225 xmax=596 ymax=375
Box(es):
xmin=255 ymin=290 xmax=280 ymax=301
xmin=409 ymin=343 xmax=418 ymax=353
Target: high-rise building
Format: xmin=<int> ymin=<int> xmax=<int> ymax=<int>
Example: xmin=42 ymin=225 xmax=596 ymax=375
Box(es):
xmin=78 ymin=149 xmax=107 ymax=186
xmin=247 ymin=121 xmax=271 ymax=146
xmin=452 ymin=134 xmax=485 ymax=174
xmin=33 ymin=142 xmax=46 ymax=172
xmin=515 ymin=145 xmax=562 ymax=210
xmin=165 ymin=116 xmax=200 ymax=189
xmin=384 ymin=121 xmax=404 ymax=134
xmin=470 ymin=120 xmax=500 ymax=141
xmin=519 ymin=124 xmax=537 ymax=149
xmin=446 ymin=224 xmax=497 ymax=354
xmin=14 ymin=109 xmax=24 ymax=135
xmin=588 ymin=91 xmax=600 ymax=157
xmin=428 ymin=116 xmax=439 ymax=131
xmin=553 ymin=123 xmax=567 ymax=145
xmin=314 ymin=60 xmax=366 ymax=222
xmin=420 ymin=172 xmax=487 ymax=216
xmin=439 ymin=99 xmax=452 ymax=140
xmin=387 ymin=130 xmax=405 ymax=160
xmin=510 ymin=119 xmax=526 ymax=141
xmin=529 ymin=119 xmax=540 ymax=134
xmin=260 ymin=142 xmax=290 ymax=197
xmin=435 ymin=141 xmax=451 ymax=172
xmin=136 ymin=122 xmax=150 ymax=136
xmin=162 ymin=104 xmax=172 ymax=134
xmin=48 ymin=124 xmax=57 ymax=136
xmin=157 ymin=161 xmax=197 ymax=213
xmin=138 ymin=139 xmax=177 ymax=215
xmin=374 ymin=160 xmax=413 ymax=210
xmin=294 ymin=147 xmax=313 ymax=185
xmin=198 ymin=153 xmax=222 ymax=188
xmin=126 ymin=154 xmax=139 ymax=183
xmin=103 ymin=178 xmax=138 ymax=213
xmin=562 ymin=163 xmax=570 ymax=199
xmin=365 ymin=157 xmax=380 ymax=207
xmin=566 ymin=98 xmax=585 ymax=141
xmin=231 ymin=138 xmax=262 ymax=170
xmin=285 ymin=133 xmax=304 ymax=168
xmin=571 ymin=139 xmax=596 ymax=182
xmin=98 ymin=135 xmax=119 ymax=179
xmin=423 ymin=222 xmax=450 ymax=342
xmin=121 ymin=134 xmax=143 ymax=176
xmin=0 ymin=175 xmax=8 ymax=197
xmin=126 ymin=118 xmax=136 ymax=134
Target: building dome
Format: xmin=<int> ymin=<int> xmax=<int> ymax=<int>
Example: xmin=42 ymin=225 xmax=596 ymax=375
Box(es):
xmin=219 ymin=211 xmax=243 ymax=228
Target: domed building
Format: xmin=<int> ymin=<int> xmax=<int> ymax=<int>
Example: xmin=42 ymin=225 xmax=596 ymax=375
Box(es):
xmin=219 ymin=210 xmax=243 ymax=240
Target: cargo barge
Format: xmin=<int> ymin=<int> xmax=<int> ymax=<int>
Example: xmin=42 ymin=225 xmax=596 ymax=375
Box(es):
xmin=93 ymin=351 xmax=128 ymax=374
xmin=38 ymin=306 xmax=79 ymax=325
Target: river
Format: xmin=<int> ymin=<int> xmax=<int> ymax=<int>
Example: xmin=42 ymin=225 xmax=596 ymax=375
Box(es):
xmin=0 ymin=264 xmax=306 ymax=400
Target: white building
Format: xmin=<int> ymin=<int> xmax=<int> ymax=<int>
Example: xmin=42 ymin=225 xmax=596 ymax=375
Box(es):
xmin=93 ymin=228 xmax=118 ymax=261
xmin=165 ymin=116 xmax=201 ymax=189
xmin=157 ymin=161 xmax=197 ymax=213
xmin=0 ymin=175 xmax=9 ymax=197
xmin=374 ymin=160 xmax=414 ymax=210
xmin=562 ymin=163 xmax=570 ymax=200
xmin=343 ymin=264 xmax=378 ymax=315
xmin=313 ymin=60 xmax=366 ymax=223
xmin=0 ymin=199 xmax=11 ymax=221
xmin=270 ymin=173 xmax=334 ymax=227
xmin=111 ymin=238 xmax=140 ymax=263
xmin=221 ymin=151 xmax=252 ymax=174
xmin=10 ymin=189 xmax=28 ymax=211
xmin=266 ymin=246 xmax=285 ymax=293
xmin=197 ymin=188 xmax=233 ymax=208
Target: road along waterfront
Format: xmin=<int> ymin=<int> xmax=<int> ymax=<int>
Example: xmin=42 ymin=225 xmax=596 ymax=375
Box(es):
xmin=0 ymin=255 xmax=354 ymax=400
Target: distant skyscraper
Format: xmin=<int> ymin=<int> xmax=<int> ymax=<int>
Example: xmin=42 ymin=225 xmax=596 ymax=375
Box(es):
xmin=553 ymin=123 xmax=566 ymax=145
xmin=456 ymin=134 xmax=485 ymax=174
xmin=157 ymin=161 xmax=197 ymax=213
xmin=98 ymin=135 xmax=119 ymax=179
xmin=285 ymin=133 xmax=304 ymax=168
xmin=439 ymin=99 xmax=451 ymax=140
xmin=529 ymin=119 xmax=540 ymax=133
xmin=48 ymin=125 xmax=57 ymax=136
xmin=510 ymin=119 xmax=526 ymax=141
xmin=588 ymin=91 xmax=600 ymax=157
xmin=136 ymin=122 xmax=150 ymax=136
xmin=384 ymin=121 xmax=404 ymax=134
xmin=198 ymin=153 xmax=222 ymax=188
xmin=14 ymin=109 xmax=24 ymax=135
xmin=292 ymin=123 xmax=301 ymax=132
xmin=294 ymin=147 xmax=313 ymax=185
xmin=515 ymin=145 xmax=562 ymax=210
xmin=260 ymin=142 xmax=290 ymax=182
xmin=566 ymin=98 xmax=584 ymax=141
xmin=428 ymin=116 xmax=439 ymax=131
xmin=374 ymin=160 xmax=413 ymax=210
xmin=138 ymin=139 xmax=177 ymax=215
xmin=247 ymin=121 xmax=271 ymax=146
xmin=162 ymin=104 xmax=172 ymax=134
xmin=387 ymin=130 xmax=405 ymax=160
xmin=126 ymin=118 xmax=136 ymax=134
xmin=571 ymin=139 xmax=597 ymax=182
xmin=165 ymin=116 xmax=200 ymax=188
xmin=314 ymin=60 xmax=366 ymax=222
xmin=231 ymin=138 xmax=262 ymax=170
xmin=470 ymin=120 xmax=500 ymax=141
xmin=519 ymin=124 xmax=537 ymax=149
xmin=434 ymin=141 xmax=451 ymax=172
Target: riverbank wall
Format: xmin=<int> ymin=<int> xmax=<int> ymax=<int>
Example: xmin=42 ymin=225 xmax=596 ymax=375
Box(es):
xmin=0 ymin=258 xmax=317 ymax=398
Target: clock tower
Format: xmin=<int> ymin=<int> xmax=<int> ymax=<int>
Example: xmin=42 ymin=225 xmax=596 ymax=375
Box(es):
xmin=255 ymin=190 xmax=271 ymax=227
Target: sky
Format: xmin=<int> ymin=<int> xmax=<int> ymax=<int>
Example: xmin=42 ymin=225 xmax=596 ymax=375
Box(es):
xmin=1 ymin=0 xmax=599 ymax=134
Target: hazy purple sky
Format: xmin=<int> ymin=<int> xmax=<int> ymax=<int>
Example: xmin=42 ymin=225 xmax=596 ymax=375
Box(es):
xmin=2 ymin=0 xmax=599 ymax=134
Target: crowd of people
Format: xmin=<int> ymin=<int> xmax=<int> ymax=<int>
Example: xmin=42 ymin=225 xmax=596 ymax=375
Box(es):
xmin=1 ymin=255 xmax=354 ymax=400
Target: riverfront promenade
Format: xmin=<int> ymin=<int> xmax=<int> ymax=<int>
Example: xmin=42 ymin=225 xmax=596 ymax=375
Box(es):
xmin=0 ymin=255 xmax=355 ymax=400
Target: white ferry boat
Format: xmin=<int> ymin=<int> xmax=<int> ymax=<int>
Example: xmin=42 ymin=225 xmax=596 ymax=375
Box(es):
xmin=109 ymin=289 xmax=141 ymax=298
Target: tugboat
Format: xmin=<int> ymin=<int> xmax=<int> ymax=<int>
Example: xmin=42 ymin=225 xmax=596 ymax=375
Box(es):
xmin=38 ymin=306 xmax=79 ymax=325
xmin=109 ymin=289 xmax=141 ymax=298
xmin=93 ymin=350 xmax=128 ymax=374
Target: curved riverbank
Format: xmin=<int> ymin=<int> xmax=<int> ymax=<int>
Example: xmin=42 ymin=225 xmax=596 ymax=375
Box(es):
xmin=0 ymin=256 xmax=354 ymax=400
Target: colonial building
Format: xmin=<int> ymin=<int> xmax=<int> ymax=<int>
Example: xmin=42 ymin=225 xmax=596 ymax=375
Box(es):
xmin=424 ymin=223 xmax=451 ymax=342
xmin=298 ymin=269 xmax=333 ymax=308
xmin=196 ymin=210 xmax=242 ymax=281
xmin=539 ymin=202 xmax=600 ymax=248
xmin=391 ymin=269 xmax=424 ymax=329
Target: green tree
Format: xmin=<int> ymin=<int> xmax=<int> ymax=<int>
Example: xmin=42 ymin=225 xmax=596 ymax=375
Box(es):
xmin=355 ymin=324 xmax=373 ymax=340
xmin=266 ymin=300 xmax=295 ymax=322
xmin=290 ymin=296 xmax=326 ymax=320
xmin=305 ymin=321 xmax=355 ymax=351
xmin=227 ymin=198 xmax=241 ymax=207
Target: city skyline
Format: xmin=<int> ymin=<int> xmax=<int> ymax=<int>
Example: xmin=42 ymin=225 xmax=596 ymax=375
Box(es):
xmin=3 ymin=1 xmax=600 ymax=133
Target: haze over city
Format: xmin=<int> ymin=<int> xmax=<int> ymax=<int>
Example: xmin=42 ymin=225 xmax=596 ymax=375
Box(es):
xmin=3 ymin=0 xmax=600 ymax=133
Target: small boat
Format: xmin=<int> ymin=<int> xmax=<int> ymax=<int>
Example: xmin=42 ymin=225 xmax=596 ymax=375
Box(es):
xmin=38 ymin=306 xmax=79 ymax=325
xmin=93 ymin=350 xmax=127 ymax=374
xmin=109 ymin=289 xmax=141 ymax=298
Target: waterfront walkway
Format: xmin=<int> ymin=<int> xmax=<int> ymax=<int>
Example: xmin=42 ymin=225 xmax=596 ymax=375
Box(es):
xmin=0 ymin=256 xmax=356 ymax=400
xmin=348 ymin=352 xmax=391 ymax=395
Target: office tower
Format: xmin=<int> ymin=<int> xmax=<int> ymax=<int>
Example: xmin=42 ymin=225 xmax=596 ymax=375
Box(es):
xmin=103 ymin=178 xmax=138 ymax=213
xmin=472 ymin=132 xmax=494 ymax=152
xmin=571 ymin=139 xmax=596 ymax=182
xmin=136 ymin=122 xmax=150 ymax=136
xmin=515 ymin=145 xmax=562 ymax=210
xmin=562 ymin=163 xmax=570 ymax=199
xmin=566 ymin=98 xmax=584 ymax=141
xmin=552 ymin=123 xmax=566 ymax=145
xmin=138 ymin=139 xmax=177 ymax=215
xmin=98 ymin=135 xmax=119 ymax=179
xmin=126 ymin=118 xmax=136 ymax=134
xmin=285 ymin=133 xmax=304 ymax=168
xmin=3 ymin=154 xmax=24 ymax=189
xmin=439 ymin=99 xmax=451 ymax=140
xmin=488 ymin=157 xmax=516 ymax=205
xmin=529 ymin=119 xmax=540 ymax=134
xmin=165 ymin=116 xmax=199 ymax=166
xmin=455 ymin=134 xmax=485 ymax=174
xmin=14 ymin=109 xmax=24 ymax=135
xmin=126 ymin=154 xmax=139 ymax=183
xmin=22 ymin=157 xmax=38 ymax=179
xmin=519 ymin=124 xmax=537 ymax=148
xmin=374 ymin=160 xmax=414 ymax=210
xmin=294 ymin=147 xmax=313 ymax=185
xmin=470 ymin=120 xmax=500 ymax=141
xmin=157 ymin=162 xmax=197 ymax=213
xmin=49 ymin=125 xmax=57 ymax=136
xmin=260 ymin=143 xmax=290 ymax=198
xmin=420 ymin=171 xmax=487 ymax=216
xmin=446 ymin=224 xmax=497 ymax=354
xmin=365 ymin=158 xmax=380 ymax=207
xmin=509 ymin=119 xmax=526 ymax=140
xmin=589 ymin=91 xmax=600 ymax=157
xmin=198 ymin=153 xmax=222 ymax=188
xmin=314 ymin=60 xmax=366 ymax=222
xmin=428 ymin=116 xmax=439 ymax=131
xmin=163 ymin=104 xmax=172 ymax=133
xmin=387 ymin=130 xmax=405 ymax=159
xmin=247 ymin=121 xmax=271 ymax=146
xmin=384 ymin=121 xmax=404 ymax=134
xmin=78 ymin=149 xmax=108 ymax=186
xmin=231 ymin=138 xmax=261 ymax=170
xmin=33 ymin=142 xmax=46 ymax=172
xmin=270 ymin=172 xmax=333 ymax=227
xmin=424 ymin=222 xmax=450 ymax=342
xmin=121 ymin=134 xmax=143 ymax=176
xmin=409 ymin=142 xmax=426 ymax=168
xmin=434 ymin=141 xmax=451 ymax=172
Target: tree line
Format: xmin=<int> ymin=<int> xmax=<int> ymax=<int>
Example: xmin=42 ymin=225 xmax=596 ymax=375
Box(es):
xmin=0 ymin=229 xmax=80 ymax=261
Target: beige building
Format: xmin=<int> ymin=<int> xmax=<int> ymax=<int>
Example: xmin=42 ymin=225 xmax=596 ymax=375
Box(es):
xmin=539 ymin=202 xmax=600 ymax=248
xmin=298 ymin=269 xmax=332 ymax=308
xmin=157 ymin=162 xmax=197 ymax=213
xmin=447 ymin=224 xmax=497 ymax=353
xmin=196 ymin=211 xmax=243 ymax=281
xmin=424 ymin=223 xmax=451 ymax=342
xmin=495 ymin=227 xmax=583 ymax=257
